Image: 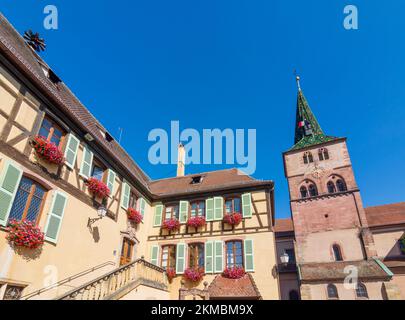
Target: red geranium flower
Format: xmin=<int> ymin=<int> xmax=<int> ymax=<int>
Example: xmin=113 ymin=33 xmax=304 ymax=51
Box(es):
xmin=127 ymin=208 xmax=143 ymax=224
xmin=184 ymin=267 xmax=204 ymax=282
xmin=6 ymin=219 xmax=44 ymax=249
xmin=186 ymin=216 xmax=206 ymax=228
xmin=223 ymin=212 xmax=243 ymax=226
xmin=31 ymin=135 xmax=64 ymax=165
xmin=166 ymin=267 xmax=176 ymax=282
xmin=222 ymin=266 xmax=245 ymax=279
xmin=162 ymin=218 xmax=180 ymax=232
xmin=85 ymin=177 xmax=110 ymax=199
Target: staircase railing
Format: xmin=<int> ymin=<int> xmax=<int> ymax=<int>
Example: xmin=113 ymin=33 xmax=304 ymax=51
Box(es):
xmin=21 ymin=261 xmax=116 ymax=300
xmin=56 ymin=258 xmax=168 ymax=300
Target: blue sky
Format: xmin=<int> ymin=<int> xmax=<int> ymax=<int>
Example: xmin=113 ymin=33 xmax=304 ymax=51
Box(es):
xmin=1 ymin=1 xmax=404 ymax=218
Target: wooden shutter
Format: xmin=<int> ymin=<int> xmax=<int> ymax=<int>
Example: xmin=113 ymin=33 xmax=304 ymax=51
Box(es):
xmin=205 ymin=198 xmax=214 ymax=221
xmin=0 ymin=161 xmax=23 ymax=226
xmin=150 ymin=245 xmax=159 ymax=266
xmin=244 ymin=239 xmax=254 ymax=272
xmin=214 ymin=240 xmax=224 ymax=273
xmin=214 ymin=197 xmax=223 ymax=221
xmin=176 ymin=243 xmax=186 ymax=274
xmin=106 ymin=169 xmax=116 ymax=194
xmin=44 ymin=191 xmax=68 ymax=243
xmin=139 ymin=198 xmax=146 ymax=217
xmin=179 ymin=201 xmax=189 ymax=223
xmin=64 ymin=134 xmax=80 ymax=169
xmin=79 ymin=145 xmax=93 ymax=178
xmin=242 ymin=193 xmax=252 ymax=218
xmin=205 ymin=241 xmax=214 ymax=273
xmin=121 ymin=182 xmax=130 ymax=209
xmin=153 ymin=204 xmax=163 ymax=226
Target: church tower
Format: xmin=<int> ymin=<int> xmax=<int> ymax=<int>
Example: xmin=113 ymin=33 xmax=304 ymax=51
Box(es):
xmin=283 ymin=77 xmax=387 ymax=300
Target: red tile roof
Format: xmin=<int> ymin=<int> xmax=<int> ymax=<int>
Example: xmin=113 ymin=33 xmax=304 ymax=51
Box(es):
xmin=208 ymin=274 xmax=262 ymax=299
xmin=274 ymin=218 xmax=294 ymax=233
xmin=365 ymin=202 xmax=405 ymax=228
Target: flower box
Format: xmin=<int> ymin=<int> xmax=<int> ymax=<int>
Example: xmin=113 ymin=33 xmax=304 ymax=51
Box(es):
xmin=31 ymin=135 xmax=64 ymax=165
xmin=162 ymin=218 xmax=180 ymax=232
xmin=166 ymin=267 xmax=176 ymax=282
xmin=6 ymin=219 xmax=45 ymax=249
xmin=127 ymin=208 xmax=142 ymax=224
xmin=223 ymin=212 xmax=243 ymax=226
xmin=85 ymin=177 xmax=110 ymax=199
xmin=184 ymin=267 xmax=204 ymax=282
xmin=186 ymin=216 xmax=206 ymax=228
xmin=222 ymin=266 xmax=245 ymax=279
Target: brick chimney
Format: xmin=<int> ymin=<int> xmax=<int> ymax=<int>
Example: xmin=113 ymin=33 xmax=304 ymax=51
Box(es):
xmin=176 ymin=143 xmax=186 ymax=177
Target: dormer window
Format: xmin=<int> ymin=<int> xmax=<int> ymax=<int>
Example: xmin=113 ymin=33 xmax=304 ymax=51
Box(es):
xmin=191 ymin=176 xmax=203 ymax=184
xmin=105 ymin=131 xmax=114 ymax=142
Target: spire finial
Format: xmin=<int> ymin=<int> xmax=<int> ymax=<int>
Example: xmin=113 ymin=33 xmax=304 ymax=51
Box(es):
xmin=296 ymin=75 xmax=301 ymax=91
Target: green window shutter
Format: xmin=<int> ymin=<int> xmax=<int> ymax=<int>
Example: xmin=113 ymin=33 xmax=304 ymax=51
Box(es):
xmin=176 ymin=243 xmax=186 ymax=274
xmin=64 ymin=134 xmax=80 ymax=169
xmin=179 ymin=201 xmax=189 ymax=223
xmin=153 ymin=204 xmax=163 ymax=226
xmin=139 ymin=198 xmax=146 ymax=217
xmin=244 ymin=239 xmax=254 ymax=272
xmin=214 ymin=240 xmax=224 ymax=273
xmin=0 ymin=161 xmax=23 ymax=226
xmin=121 ymin=182 xmax=130 ymax=209
xmin=205 ymin=241 xmax=214 ymax=273
xmin=205 ymin=198 xmax=214 ymax=221
xmin=150 ymin=245 xmax=160 ymax=266
xmin=242 ymin=193 xmax=253 ymax=218
xmin=106 ymin=169 xmax=116 ymax=195
xmin=214 ymin=197 xmax=224 ymax=221
xmin=79 ymin=145 xmax=93 ymax=178
xmin=44 ymin=191 xmax=68 ymax=244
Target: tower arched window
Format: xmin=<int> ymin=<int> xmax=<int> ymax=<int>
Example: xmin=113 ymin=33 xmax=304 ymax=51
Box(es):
xmin=327 ymin=181 xmax=336 ymax=194
xmin=300 ymin=186 xmax=308 ymax=199
xmin=318 ymin=148 xmax=329 ymax=161
xmin=327 ymin=284 xmax=339 ymax=299
xmin=355 ymin=283 xmax=369 ymax=299
xmin=303 ymin=152 xmax=313 ymax=164
xmin=308 ymin=184 xmax=318 ymax=197
xmin=336 ymin=179 xmax=347 ymax=192
xmin=332 ymin=244 xmax=343 ymax=261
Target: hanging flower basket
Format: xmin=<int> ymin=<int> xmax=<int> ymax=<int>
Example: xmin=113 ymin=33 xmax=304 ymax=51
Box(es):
xmin=184 ymin=267 xmax=204 ymax=282
xmin=166 ymin=267 xmax=176 ymax=282
xmin=6 ymin=219 xmax=45 ymax=249
xmin=85 ymin=177 xmax=110 ymax=199
xmin=162 ymin=218 xmax=180 ymax=232
xmin=30 ymin=135 xmax=64 ymax=165
xmin=127 ymin=208 xmax=143 ymax=224
xmin=222 ymin=266 xmax=245 ymax=279
xmin=187 ymin=216 xmax=206 ymax=228
xmin=223 ymin=212 xmax=243 ymax=226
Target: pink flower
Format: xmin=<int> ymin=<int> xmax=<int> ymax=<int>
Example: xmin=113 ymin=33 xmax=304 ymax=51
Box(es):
xmin=222 ymin=266 xmax=245 ymax=279
xmin=31 ymin=135 xmax=64 ymax=165
xmin=184 ymin=267 xmax=204 ymax=282
xmin=6 ymin=219 xmax=44 ymax=249
xmin=85 ymin=177 xmax=110 ymax=199
xmin=223 ymin=212 xmax=243 ymax=226
xmin=186 ymin=216 xmax=206 ymax=228
xmin=162 ymin=218 xmax=180 ymax=232
xmin=127 ymin=208 xmax=143 ymax=224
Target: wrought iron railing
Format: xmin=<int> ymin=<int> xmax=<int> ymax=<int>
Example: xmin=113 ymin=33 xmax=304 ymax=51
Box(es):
xmin=55 ymin=258 xmax=168 ymax=300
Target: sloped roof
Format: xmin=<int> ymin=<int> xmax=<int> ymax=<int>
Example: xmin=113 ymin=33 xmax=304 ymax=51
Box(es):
xmin=365 ymin=202 xmax=405 ymax=228
xmin=274 ymin=218 xmax=294 ymax=233
xmin=0 ymin=13 xmax=151 ymax=190
xmin=149 ymin=168 xmax=273 ymax=197
xmin=299 ymin=260 xmax=391 ymax=282
xmin=208 ymin=274 xmax=262 ymax=299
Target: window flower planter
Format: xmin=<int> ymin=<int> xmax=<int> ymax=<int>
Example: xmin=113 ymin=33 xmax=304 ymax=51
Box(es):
xmin=186 ymin=216 xmax=206 ymax=228
xmin=127 ymin=208 xmax=142 ymax=224
xmin=30 ymin=135 xmax=64 ymax=165
xmin=184 ymin=267 xmax=204 ymax=282
xmin=222 ymin=266 xmax=245 ymax=279
xmin=6 ymin=219 xmax=45 ymax=249
xmin=223 ymin=212 xmax=243 ymax=226
xmin=85 ymin=177 xmax=110 ymax=199
xmin=166 ymin=267 xmax=176 ymax=282
xmin=162 ymin=218 xmax=180 ymax=232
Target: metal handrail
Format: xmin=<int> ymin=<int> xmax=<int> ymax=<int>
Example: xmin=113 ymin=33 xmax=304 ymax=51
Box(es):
xmin=21 ymin=261 xmax=116 ymax=300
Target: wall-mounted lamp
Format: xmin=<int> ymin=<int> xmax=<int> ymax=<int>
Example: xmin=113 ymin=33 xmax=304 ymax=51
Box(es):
xmin=87 ymin=205 xmax=107 ymax=228
xmin=280 ymin=252 xmax=290 ymax=266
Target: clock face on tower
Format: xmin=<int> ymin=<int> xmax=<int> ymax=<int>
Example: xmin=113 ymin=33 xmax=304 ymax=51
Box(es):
xmin=306 ymin=162 xmax=326 ymax=180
